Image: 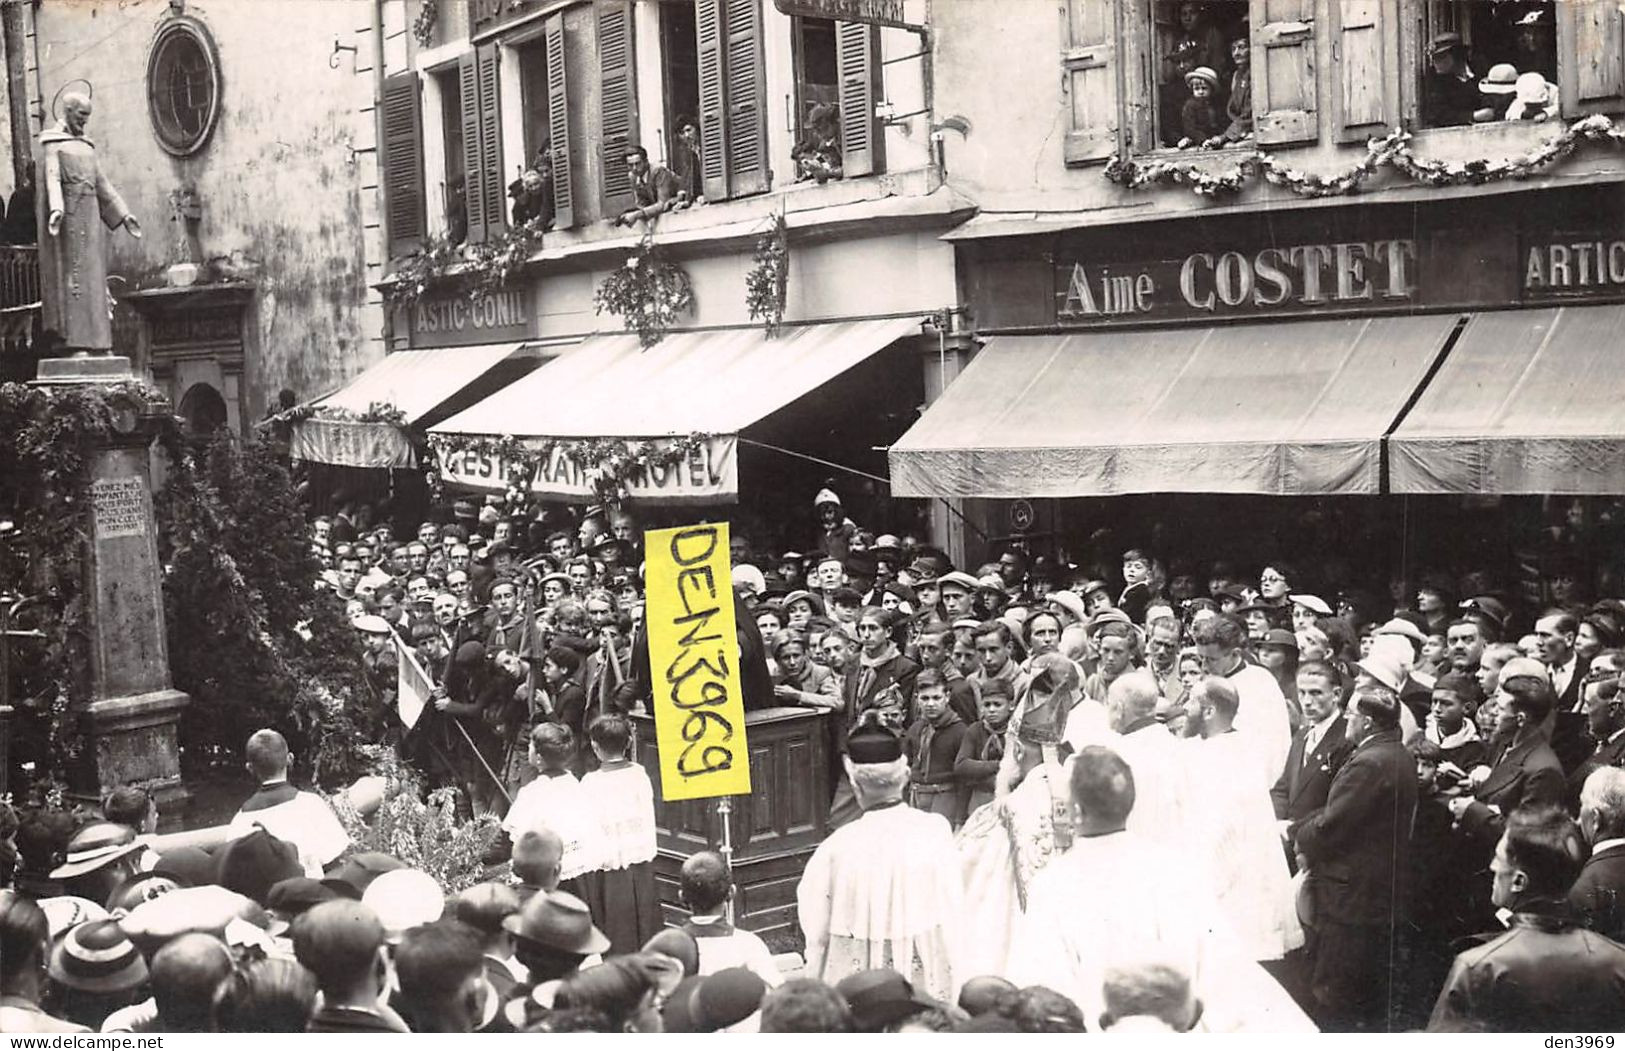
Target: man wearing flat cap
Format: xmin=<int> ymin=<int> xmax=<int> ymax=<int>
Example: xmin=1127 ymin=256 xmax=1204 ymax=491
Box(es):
xmin=796 ymin=716 xmax=963 ymax=1003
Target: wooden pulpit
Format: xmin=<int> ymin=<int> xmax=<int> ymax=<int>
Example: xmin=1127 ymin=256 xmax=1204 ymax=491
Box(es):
xmin=632 ymin=705 xmax=831 ymax=937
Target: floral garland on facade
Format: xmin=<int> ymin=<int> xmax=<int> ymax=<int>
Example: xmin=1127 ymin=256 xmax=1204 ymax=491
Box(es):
xmin=255 ymin=400 xmax=408 ymax=433
xmin=411 ymin=0 xmax=438 ymax=47
xmin=385 ymin=218 xmax=552 ymax=308
xmin=1104 ymin=114 xmax=1625 ymax=199
xmin=744 ymin=212 xmax=789 ymax=337
xmin=593 ymin=230 xmax=695 ymax=348
xmin=428 ymin=430 xmax=714 ymax=506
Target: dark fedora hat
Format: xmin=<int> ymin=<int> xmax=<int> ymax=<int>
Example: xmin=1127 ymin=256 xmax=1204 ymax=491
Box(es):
xmin=501 ymin=890 xmax=610 ymax=956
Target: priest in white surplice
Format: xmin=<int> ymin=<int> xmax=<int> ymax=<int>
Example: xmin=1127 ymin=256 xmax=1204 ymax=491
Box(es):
xmin=1009 ymin=745 xmax=1316 ymax=1033
xmin=1191 ymin=615 xmax=1293 ymax=784
xmin=1185 ymin=676 xmax=1304 ymax=963
xmin=225 ymin=729 xmax=349 ymax=878
xmin=797 ymin=715 xmax=964 ymax=1002
xmin=1104 ymin=671 xmax=1194 ymax=852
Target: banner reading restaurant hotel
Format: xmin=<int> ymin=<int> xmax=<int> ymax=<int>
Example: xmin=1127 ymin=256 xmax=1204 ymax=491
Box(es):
xmin=436 ymin=435 xmax=739 ymax=504
xmin=643 ymin=523 xmax=752 ymax=801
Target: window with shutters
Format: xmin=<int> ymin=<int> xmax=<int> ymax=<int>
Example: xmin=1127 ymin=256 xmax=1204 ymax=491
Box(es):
xmin=598 ymin=0 xmax=641 ymax=216
xmin=696 ymin=0 xmax=770 ymax=201
xmin=1418 ymin=2 xmax=1565 ymax=129
xmin=381 ymin=72 xmax=427 ymax=256
xmin=458 ymin=45 xmax=508 ymax=244
xmin=786 ymin=15 xmax=884 ymax=183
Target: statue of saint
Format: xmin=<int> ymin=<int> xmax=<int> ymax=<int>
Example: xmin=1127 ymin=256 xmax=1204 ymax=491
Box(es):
xmin=37 ymin=88 xmax=141 ymax=353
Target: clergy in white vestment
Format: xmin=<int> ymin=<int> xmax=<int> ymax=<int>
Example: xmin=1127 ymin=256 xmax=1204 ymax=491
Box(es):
xmin=1103 ymin=671 xmax=1193 ymax=851
xmin=1009 ymin=745 xmax=1317 ymax=1033
xmin=1186 ymin=677 xmax=1304 ymax=962
xmin=1191 ymin=615 xmax=1293 ymax=783
xmin=956 ymin=654 xmax=1105 ymax=978
xmin=225 ymin=729 xmax=349 ymax=878
xmin=797 ymin=714 xmax=964 ymax=1003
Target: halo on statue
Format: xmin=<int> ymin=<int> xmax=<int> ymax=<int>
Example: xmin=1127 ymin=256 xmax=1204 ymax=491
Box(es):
xmin=50 ymin=79 xmax=93 ymax=122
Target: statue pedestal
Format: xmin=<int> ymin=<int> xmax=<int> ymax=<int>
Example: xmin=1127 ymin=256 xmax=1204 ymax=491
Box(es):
xmin=32 ymin=369 xmax=191 ymax=823
xmin=35 ymin=355 xmax=135 ymax=385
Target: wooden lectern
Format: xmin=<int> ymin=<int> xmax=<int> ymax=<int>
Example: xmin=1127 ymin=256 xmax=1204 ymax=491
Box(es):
xmin=632 ymin=706 xmax=831 ymax=937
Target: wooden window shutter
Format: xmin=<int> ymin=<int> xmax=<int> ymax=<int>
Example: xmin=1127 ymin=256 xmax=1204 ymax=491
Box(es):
xmin=476 ymin=42 xmax=507 ymax=238
xmin=724 ymin=0 xmax=769 ymax=196
xmin=1557 ymin=2 xmax=1625 ymax=117
xmin=545 ymin=13 xmax=575 ymax=230
xmin=836 ymin=21 xmax=883 ymax=178
xmin=1328 ymin=0 xmax=1398 ymax=143
xmin=696 ymin=0 xmax=729 ymax=200
xmin=459 ymin=53 xmax=488 ymax=244
xmin=1061 ymin=0 xmax=1119 ymax=165
xmin=1252 ymin=0 xmax=1318 ymax=146
xmin=381 ymin=72 xmax=426 ymax=256
xmin=597 ymin=0 xmax=639 ymax=216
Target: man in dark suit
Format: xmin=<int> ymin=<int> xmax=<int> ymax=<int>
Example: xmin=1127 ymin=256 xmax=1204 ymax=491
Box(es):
xmin=1449 ymin=661 xmax=1566 ymax=851
xmin=1537 ymin=611 xmax=1592 ymax=771
xmin=1272 ymin=660 xmax=1353 ymax=858
xmin=1567 ymin=656 xmax=1625 ymax=810
xmin=1295 ymin=684 xmax=1417 ymax=1032
xmin=1572 ymin=766 xmax=1625 ymax=940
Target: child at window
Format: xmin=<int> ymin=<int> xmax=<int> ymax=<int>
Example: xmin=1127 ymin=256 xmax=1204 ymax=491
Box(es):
xmin=1179 ymin=67 xmax=1224 ymax=148
xmin=1160 ymin=39 xmax=1200 ymax=148
xmin=1505 ymin=70 xmax=1559 ymax=122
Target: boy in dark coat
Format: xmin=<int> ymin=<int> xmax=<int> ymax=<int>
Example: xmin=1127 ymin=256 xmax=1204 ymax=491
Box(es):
xmin=905 ymin=670 xmax=967 ymax=827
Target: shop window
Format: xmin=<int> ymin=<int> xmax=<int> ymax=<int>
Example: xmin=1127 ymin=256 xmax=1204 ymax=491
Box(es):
xmin=661 ymin=0 xmax=704 ymax=200
xmin=791 ymin=15 xmax=884 ymax=182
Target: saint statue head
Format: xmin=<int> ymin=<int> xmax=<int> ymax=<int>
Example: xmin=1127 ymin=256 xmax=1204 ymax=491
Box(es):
xmin=61 ymin=90 xmax=92 ymax=136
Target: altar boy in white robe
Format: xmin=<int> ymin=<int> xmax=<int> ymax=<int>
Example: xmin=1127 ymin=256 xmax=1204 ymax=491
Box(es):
xmin=1010 ymin=745 xmax=1315 ymax=1033
xmin=797 ymin=714 xmax=963 ymax=1003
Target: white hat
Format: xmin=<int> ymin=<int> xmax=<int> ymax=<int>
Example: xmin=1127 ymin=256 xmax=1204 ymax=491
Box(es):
xmin=731 ymin=564 xmax=766 ymax=597
xmin=1046 ymin=590 xmax=1088 ymax=624
xmin=362 ymin=868 xmax=444 ymax=939
xmin=1374 ymin=617 xmax=1428 ymax=648
xmin=1290 ymin=594 xmax=1333 ymax=617
xmin=813 ymin=488 xmax=841 ymax=507
xmin=1358 ymin=635 xmax=1414 ymax=692
xmin=1514 ymin=71 xmax=1551 ymax=103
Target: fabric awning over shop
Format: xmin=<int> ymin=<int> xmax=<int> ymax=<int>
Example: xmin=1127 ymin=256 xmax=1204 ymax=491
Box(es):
xmin=1389 ymin=305 xmax=1625 ymax=495
xmin=290 ymin=342 xmax=525 ymax=469
xmin=430 ymin=318 xmax=923 ymax=502
xmin=888 ymin=315 xmax=1459 ymax=498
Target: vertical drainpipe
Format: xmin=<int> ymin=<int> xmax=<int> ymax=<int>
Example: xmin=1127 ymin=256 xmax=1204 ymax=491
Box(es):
xmin=371 ymin=0 xmax=394 ymax=350
xmin=1 ymin=0 xmax=31 ymax=185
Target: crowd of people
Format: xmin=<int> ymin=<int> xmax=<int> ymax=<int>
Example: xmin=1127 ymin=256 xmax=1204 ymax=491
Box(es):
xmin=7 ymin=476 xmax=1625 ymax=1033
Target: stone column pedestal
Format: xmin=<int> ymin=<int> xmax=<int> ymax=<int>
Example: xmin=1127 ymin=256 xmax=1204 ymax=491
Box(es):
xmin=36 ymin=360 xmax=191 ymax=825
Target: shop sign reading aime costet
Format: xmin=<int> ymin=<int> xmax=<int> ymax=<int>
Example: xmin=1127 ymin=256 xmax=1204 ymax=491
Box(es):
xmin=1056 ymin=239 xmax=1419 ymax=324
